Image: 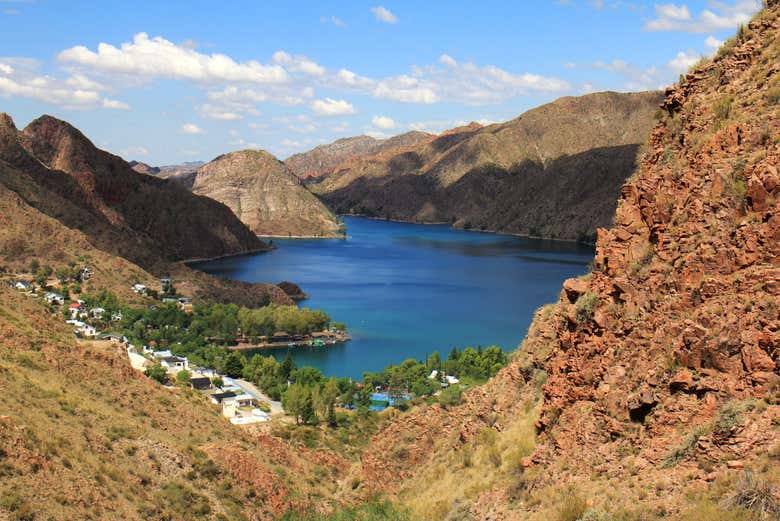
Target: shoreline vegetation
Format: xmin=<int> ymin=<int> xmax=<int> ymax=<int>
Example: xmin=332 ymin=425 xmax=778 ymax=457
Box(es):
xmin=227 ymin=329 xmax=352 ymax=351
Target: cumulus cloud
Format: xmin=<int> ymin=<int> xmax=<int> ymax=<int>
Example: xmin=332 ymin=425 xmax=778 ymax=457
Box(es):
xmin=66 ymin=74 xmax=104 ymax=91
xmin=198 ymin=103 xmax=243 ymax=120
xmin=102 ymin=98 xmax=130 ymax=110
xmin=0 ymin=59 xmax=125 ymax=110
xmin=122 ymin=146 xmax=149 ymax=157
xmin=371 ymin=115 xmax=397 ymax=129
xmin=645 ymin=1 xmax=762 ymax=33
xmin=439 ymin=54 xmax=457 ymax=67
xmin=371 ymin=6 xmax=398 ymax=23
xmin=668 ymin=50 xmax=701 ymax=73
xmin=271 ymin=51 xmax=326 ymax=77
xmin=705 ymin=35 xmax=724 ymax=51
xmin=58 ymin=32 xmax=289 ymax=84
xmin=181 ymin=123 xmax=205 ymax=134
xmin=320 ymin=15 xmax=346 ymax=28
xmin=311 ymin=97 xmax=355 ymax=116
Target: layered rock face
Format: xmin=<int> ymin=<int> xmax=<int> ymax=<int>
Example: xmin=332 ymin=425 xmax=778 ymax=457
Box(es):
xmin=193 ymin=150 xmax=341 ymax=237
xmin=285 ymin=131 xmax=433 ymax=182
xmin=354 ymin=6 xmax=779 ymax=518
xmin=313 ymin=91 xmax=662 ymax=241
xmin=0 ymin=114 xmax=264 ymax=268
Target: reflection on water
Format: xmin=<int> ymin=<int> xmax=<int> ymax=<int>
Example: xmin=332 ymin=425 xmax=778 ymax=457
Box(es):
xmin=191 ymin=217 xmax=594 ymax=379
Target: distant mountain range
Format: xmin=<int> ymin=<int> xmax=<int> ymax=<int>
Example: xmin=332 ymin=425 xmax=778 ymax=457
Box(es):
xmin=306 ymin=91 xmax=664 ymax=242
xmin=192 ymin=150 xmax=341 ymax=238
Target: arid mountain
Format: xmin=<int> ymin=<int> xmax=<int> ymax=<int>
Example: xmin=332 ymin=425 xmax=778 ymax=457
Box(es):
xmin=130 ymin=160 xmax=202 ymax=189
xmin=0 ymin=114 xmax=264 ymax=268
xmin=285 ymin=131 xmax=433 ymax=182
xmin=350 ymin=7 xmax=780 ymax=520
xmin=193 ymin=149 xmax=341 ymax=237
xmin=315 ymin=91 xmax=663 ymax=241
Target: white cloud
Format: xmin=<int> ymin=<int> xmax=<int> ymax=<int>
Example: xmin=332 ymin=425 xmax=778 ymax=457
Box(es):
xmin=320 ymin=15 xmax=346 ymax=28
xmin=311 ymin=97 xmax=355 ymax=116
xmin=58 ymin=32 xmax=289 ymax=84
xmin=271 ymin=51 xmax=326 ymax=77
xmin=373 ymin=76 xmax=440 ymax=104
xmin=371 ymin=115 xmax=397 ymax=129
xmin=668 ymin=50 xmax=701 ymax=73
xmin=645 ymin=1 xmax=762 ymax=33
xmin=198 ymin=103 xmax=243 ymax=120
xmin=705 ymin=35 xmax=724 ymax=51
xmin=371 ymin=6 xmax=398 ymax=23
xmin=66 ymin=74 xmax=104 ymax=91
xmin=0 ymin=63 xmax=13 ymax=75
xmin=334 ymin=68 xmax=374 ymax=88
xmin=102 ymin=98 xmax=130 ymax=110
xmin=122 ymin=146 xmax=149 ymax=157
xmin=439 ymin=54 xmax=457 ymax=67
xmin=181 ymin=123 xmax=205 ymax=134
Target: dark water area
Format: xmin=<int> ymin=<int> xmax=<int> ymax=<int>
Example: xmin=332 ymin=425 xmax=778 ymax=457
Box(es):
xmin=190 ymin=217 xmax=594 ymax=380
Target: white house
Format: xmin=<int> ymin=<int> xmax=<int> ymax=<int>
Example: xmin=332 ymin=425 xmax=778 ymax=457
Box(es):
xmin=44 ymin=292 xmax=64 ymax=305
xmin=14 ymin=281 xmax=31 ymax=292
xmin=132 ymin=283 xmax=147 ymax=295
xmin=75 ymin=324 xmax=99 ymax=338
xmin=152 ymin=350 xmax=173 ymax=359
xmin=111 ymin=311 xmax=123 ymax=322
xmin=90 ymin=307 xmax=105 ymax=319
xmin=160 ymin=355 xmax=189 ymax=373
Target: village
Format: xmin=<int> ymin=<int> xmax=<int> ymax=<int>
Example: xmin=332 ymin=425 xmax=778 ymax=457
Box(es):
xmin=5 ymin=263 xmax=503 ymax=427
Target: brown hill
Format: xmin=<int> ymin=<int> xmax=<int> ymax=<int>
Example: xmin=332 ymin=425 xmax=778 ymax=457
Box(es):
xmin=350 ymin=7 xmax=780 ymax=520
xmin=285 ymin=131 xmax=433 ymax=182
xmin=193 ymin=150 xmax=341 ymax=237
xmin=315 ymin=91 xmax=663 ymax=241
xmin=0 ymin=114 xmax=264 ymax=268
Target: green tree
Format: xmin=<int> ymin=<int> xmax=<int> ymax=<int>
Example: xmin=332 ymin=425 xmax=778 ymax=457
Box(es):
xmin=176 ymin=370 xmax=191 ymax=385
xmin=321 ymin=378 xmax=340 ymax=427
xmin=144 ymin=364 xmax=167 ymax=384
xmin=283 ymin=383 xmax=309 ymax=424
xmin=280 ymin=352 xmax=296 ymax=381
xmin=222 ymin=352 xmax=245 ymax=378
xmin=211 ymin=376 xmax=224 ymax=389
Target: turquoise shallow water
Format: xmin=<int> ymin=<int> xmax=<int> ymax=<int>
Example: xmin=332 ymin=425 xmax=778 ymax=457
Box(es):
xmin=190 ymin=217 xmax=594 ymax=380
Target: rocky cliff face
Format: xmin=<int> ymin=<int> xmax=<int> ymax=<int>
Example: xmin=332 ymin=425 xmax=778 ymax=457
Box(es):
xmin=314 ymin=91 xmax=662 ymax=241
xmin=285 ymin=131 xmax=433 ymax=182
xmin=193 ymin=150 xmax=341 ymax=237
xmin=353 ymin=7 xmax=780 ymax=519
xmin=0 ymin=114 xmax=265 ymax=268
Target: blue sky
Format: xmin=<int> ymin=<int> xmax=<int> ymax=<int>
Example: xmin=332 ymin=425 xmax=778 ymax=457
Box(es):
xmin=0 ymin=0 xmax=762 ymax=164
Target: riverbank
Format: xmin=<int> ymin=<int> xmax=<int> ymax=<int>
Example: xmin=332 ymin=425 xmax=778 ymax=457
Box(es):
xmin=227 ymin=330 xmax=351 ymax=351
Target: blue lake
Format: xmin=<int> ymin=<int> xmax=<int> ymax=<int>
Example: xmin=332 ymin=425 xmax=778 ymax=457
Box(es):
xmin=190 ymin=217 xmax=594 ymax=380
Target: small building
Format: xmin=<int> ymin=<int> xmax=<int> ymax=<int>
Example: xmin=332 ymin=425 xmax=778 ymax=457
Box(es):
xmin=111 ymin=311 xmax=123 ymax=322
xmin=100 ymin=333 xmax=127 ymax=344
xmin=75 ymin=324 xmax=100 ymax=338
xmin=210 ymin=391 xmax=237 ymax=405
xmin=271 ymin=331 xmax=291 ymax=342
xmin=162 ymin=297 xmax=179 ymax=304
xmin=79 ymin=267 xmax=92 ymax=281
xmin=90 ymin=307 xmax=105 ymax=319
xmin=195 ymin=366 xmax=217 ymax=378
xmin=69 ymin=302 xmax=85 ymax=320
xmin=132 ymin=283 xmax=147 ymax=295
xmin=14 ymin=281 xmax=31 ymax=292
xmin=160 ymin=277 xmax=172 ymax=293
xmin=160 ymin=355 xmax=189 ymax=373
xmin=190 ymin=377 xmax=212 ymax=391
xmin=152 ymin=349 xmax=172 ymax=359
xmin=178 ymin=301 xmax=193 ymax=314
xmin=44 ymin=292 xmax=64 ymax=305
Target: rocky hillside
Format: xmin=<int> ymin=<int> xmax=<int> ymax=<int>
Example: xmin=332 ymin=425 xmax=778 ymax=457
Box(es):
xmin=314 ymin=91 xmax=662 ymax=241
xmin=350 ymin=6 xmax=780 ymax=520
xmin=285 ymin=131 xmax=433 ymax=182
xmin=0 ymin=285 xmax=343 ymax=520
xmin=130 ymin=160 xmax=202 ymax=190
xmin=0 ymin=114 xmax=264 ymax=268
xmin=193 ymin=150 xmax=341 ymax=237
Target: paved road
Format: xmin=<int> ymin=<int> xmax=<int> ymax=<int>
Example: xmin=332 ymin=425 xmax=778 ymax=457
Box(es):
xmin=235 ymin=379 xmax=285 ymax=415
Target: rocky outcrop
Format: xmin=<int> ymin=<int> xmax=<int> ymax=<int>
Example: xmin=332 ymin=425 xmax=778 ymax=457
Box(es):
xmin=193 ymin=150 xmax=341 ymax=237
xmin=314 ymin=91 xmax=663 ymax=241
xmin=355 ymin=6 xmax=780 ymax=519
xmin=0 ymin=114 xmax=265 ymax=269
xmin=285 ymin=131 xmax=433 ymax=182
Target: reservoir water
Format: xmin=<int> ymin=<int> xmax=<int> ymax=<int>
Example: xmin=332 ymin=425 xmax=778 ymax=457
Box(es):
xmin=190 ymin=217 xmax=594 ymax=380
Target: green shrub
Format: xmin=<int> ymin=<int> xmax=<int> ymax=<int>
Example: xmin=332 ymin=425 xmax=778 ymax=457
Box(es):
xmin=713 ymin=96 xmax=734 ymax=121
xmin=664 ymin=426 xmax=709 ymax=467
xmin=724 ymin=470 xmax=780 ymax=519
xmin=557 ymin=488 xmax=588 ymax=521
xmin=574 ymin=292 xmax=599 ymax=325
